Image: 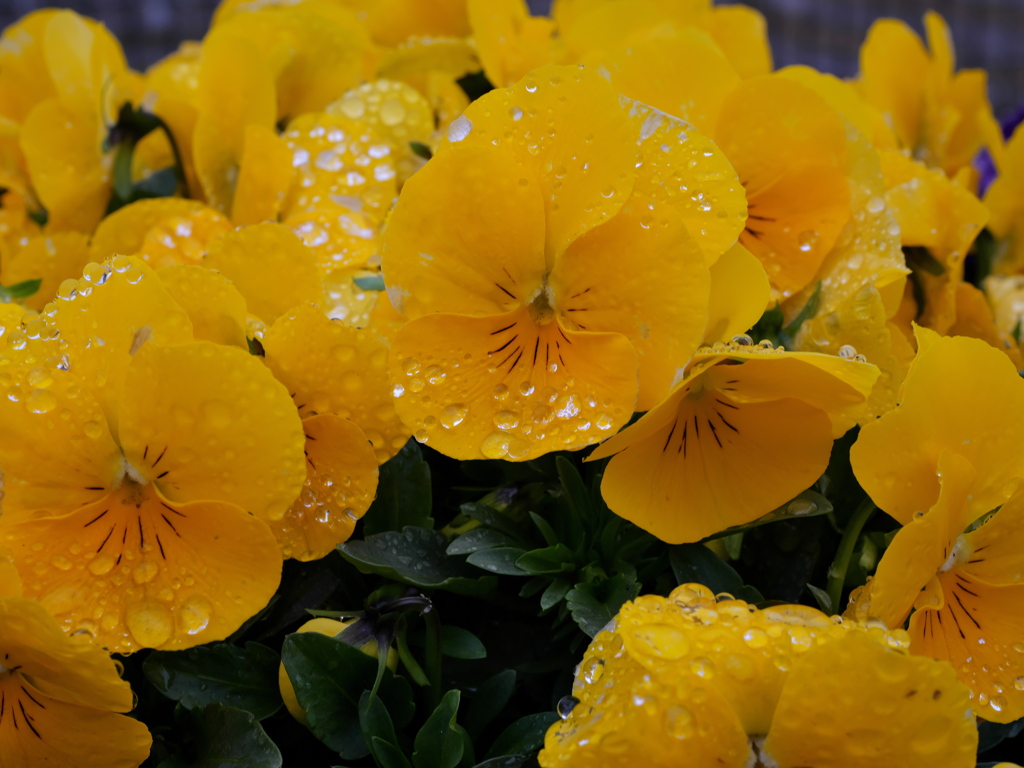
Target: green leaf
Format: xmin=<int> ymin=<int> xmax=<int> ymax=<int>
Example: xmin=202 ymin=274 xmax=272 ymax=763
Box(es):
xmin=467 ymin=546 xmax=530 ymax=576
xmin=556 ymin=457 xmax=591 ymax=522
xmin=247 ymin=336 xmax=267 ymax=357
xmin=282 ymin=633 xmax=415 ymax=759
xmin=133 ymin=166 xmax=179 ymax=199
xmin=539 ymin=577 xmax=571 ymax=611
xmin=565 ymin=575 xmax=640 ymax=638
xmin=485 ymin=713 xmax=559 ymax=760
xmin=440 ymin=626 xmax=486 ymax=659
xmin=702 ymin=491 xmax=833 ymax=541
xmin=805 ymin=583 xmax=833 ymax=614
xmin=515 ymin=544 xmax=576 ymax=575
xmin=363 ymin=441 xmax=433 ymax=535
xmin=340 ymin=527 xmax=496 ymax=596
xmin=354 ymin=274 xmax=387 ymax=291
xmin=446 ymin=528 xmax=517 ymax=556
xmin=360 ymin=691 xmax=411 ymax=768
xmin=144 ymin=642 xmax=282 ymax=720
xmin=158 ymin=703 xmax=282 ymax=768
xmin=463 ymin=670 xmax=516 ymax=739
xmin=413 ymin=690 xmax=464 ymax=768
xmin=27 ymin=208 xmax=48 ymax=227
xmin=0 ymin=279 xmax=42 ymax=301
xmin=669 ymin=544 xmax=743 ymax=595
xmin=782 ymin=281 xmax=822 ymax=338
xmin=471 ymin=758 xmax=528 ymax=768
xmin=410 ymin=141 xmax=433 ymax=161
xmin=977 ymin=715 xmax=1024 ymax=753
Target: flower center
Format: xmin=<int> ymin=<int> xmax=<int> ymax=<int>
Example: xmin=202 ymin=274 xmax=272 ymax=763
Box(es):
xmin=745 ymin=736 xmax=779 ymax=768
xmin=939 ymin=534 xmax=971 ymax=573
xmin=527 ymin=278 xmax=557 ymax=326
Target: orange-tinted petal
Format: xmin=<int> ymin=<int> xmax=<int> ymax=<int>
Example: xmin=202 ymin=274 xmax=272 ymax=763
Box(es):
xmin=551 ymin=204 xmax=711 ymax=410
xmin=157 ymin=265 xmax=249 ymax=348
xmin=717 ymin=76 xmax=851 ymax=299
xmin=766 ymin=630 xmax=977 ymax=767
xmin=2 ymin=484 xmax=281 ymax=653
xmin=204 ymin=222 xmax=324 ymax=325
xmin=910 ymin=571 xmax=1024 ymax=723
xmin=949 ymin=282 xmax=1023 ymax=368
xmin=852 ymin=332 xmax=1024 ymax=525
xmin=263 ymin=303 xmax=412 ymax=464
xmin=390 ymin=309 xmax=638 ymax=461
xmin=436 ymin=65 xmax=636 ymax=264
xmin=1 ymin=231 xmax=91 ymax=311
xmin=118 ymin=341 xmax=306 ymax=521
xmin=382 ymin=143 xmax=546 ymax=319
xmin=89 ymin=198 xmax=232 ymax=267
xmin=270 ymin=414 xmax=378 ymax=561
xmin=962 ymin=485 xmax=1024 ymax=588
xmin=231 ymin=124 xmax=295 ymax=226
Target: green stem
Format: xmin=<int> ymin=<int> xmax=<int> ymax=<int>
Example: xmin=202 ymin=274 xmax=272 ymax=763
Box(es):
xmin=826 ymin=498 xmax=875 ymax=614
xmin=423 ymin=606 xmax=443 ymax=711
xmin=395 ymin=626 xmax=429 ymax=687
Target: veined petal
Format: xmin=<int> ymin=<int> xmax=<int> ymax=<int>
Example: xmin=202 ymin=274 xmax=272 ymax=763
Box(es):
xmin=156 ymin=265 xmax=249 ymax=348
xmin=870 ymin=452 xmax=976 ymax=629
xmin=550 ymin=203 xmax=711 ymax=410
xmin=118 ymin=341 xmax=306 ymax=521
xmin=1 ymin=231 xmax=91 ymax=311
xmin=45 ymin=255 xmax=193 ymax=433
xmin=852 ymin=333 xmax=1024 ymax=525
xmin=262 ymin=303 xmax=410 ymax=464
xmin=962 ymin=485 xmax=1024 ymax=587
xmin=0 ymin=674 xmax=152 ymax=768
xmin=0 ymin=596 xmax=132 ymax=711
xmin=718 ymin=75 xmax=852 ymax=299
xmin=389 ymin=309 xmax=638 ymax=461
xmin=230 ymin=124 xmax=295 ymax=226
xmin=382 ymin=143 xmax=547 ymax=319
xmin=703 ymin=243 xmax=771 ymax=345
xmin=910 ymin=571 xmax=1024 ymax=723
xmin=765 ymin=630 xmax=977 ymax=768
xmin=1 ymin=484 xmax=282 ymax=654
xmin=0 ymin=366 xmax=120 ymax=523
xmin=270 ymin=414 xmax=378 ymax=561
xmin=89 ymin=198 xmax=232 ymax=267
xmin=204 ymin=222 xmax=324 ymax=325
xmin=435 ymin=65 xmax=636 ymax=264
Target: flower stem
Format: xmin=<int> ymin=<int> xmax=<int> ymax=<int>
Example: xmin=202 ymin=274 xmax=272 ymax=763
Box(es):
xmin=825 ymin=498 xmax=875 ymax=614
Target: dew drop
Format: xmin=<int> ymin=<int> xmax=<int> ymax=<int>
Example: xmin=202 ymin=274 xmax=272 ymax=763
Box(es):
xmin=133 ymin=560 xmax=159 ymax=585
xmin=557 ymin=695 xmax=579 ymax=719
xmin=441 ymin=404 xmax=468 ymax=428
xmin=447 ymin=115 xmax=473 ymax=143
xmin=88 ymin=554 xmax=115 ymax=575
xmin=179 ymin=595 xmax=213 ymax=635
xmin=25 ymin=389 xmax=57 ymax=414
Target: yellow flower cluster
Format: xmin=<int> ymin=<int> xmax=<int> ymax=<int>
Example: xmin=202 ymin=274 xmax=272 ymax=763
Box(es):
xmin=0 ymin=0 xmax=1022 ymax=765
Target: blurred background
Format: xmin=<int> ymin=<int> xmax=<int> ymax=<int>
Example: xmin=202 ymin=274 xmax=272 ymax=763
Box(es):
xmin=1 ymin=0 xmax=1023 ymax=115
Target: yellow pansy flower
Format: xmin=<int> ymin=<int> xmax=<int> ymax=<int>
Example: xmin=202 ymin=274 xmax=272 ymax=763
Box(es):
xmin=0 ymin=595 xmax=152 ymax=767
xmin=383 ymin=65 xmax=746 ymax=461
xmin=540 ymin=584 xmax=977 ymax=768
xmin=0 ymin=231 xmax=91 ymax=311
xmin=468 ymin=0 xmax=561 ymax=88
xmin=89 ymin=197 xmax=232 ymax=268
xmin=591 ymin=342 xmax=877 ymax=544
xmin=858 ymin=11 xmax=1001 ymax=179
xmin=0 ymin=10 xmax=139 ymax=232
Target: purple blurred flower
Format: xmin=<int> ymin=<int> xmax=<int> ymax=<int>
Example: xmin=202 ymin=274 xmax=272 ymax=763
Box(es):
xmin=976 ymin=102 xmax=1024 ymax=195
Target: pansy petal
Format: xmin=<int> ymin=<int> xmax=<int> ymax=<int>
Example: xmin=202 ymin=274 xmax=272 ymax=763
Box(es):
xmin=204 ymin=222 xmax=324 ymax=325
xmin=599 ymin=390 xmax=833 ymax=543
xmin=709 ymin=5 xmax=772 ymax=79
xmin=870 ymin=452 xmax=976 ymax=628
xmin=1 ymin=231 xmax=91 ymax=311
xmin=118 ymin=341 xmax=306 ymax=520
xmin=390 ymin=309 xmax=638 ymax=461
xmin=910 ymin=572 xmax=1024 ymax=723
xmin=0 ymin=674 xmax=152 ymax=768
xmin=2 ymin=484 xmax=281 ymax=653
xmin=270 ymin=414 xmax=378 ymax=561
xmin=0 ymin=366 xmax=120 ymax=523
xmin=851 ymin=334 xmax=1024 ymax=524
xmin=89 ymin=198 xmax=232 ymax=267
xmin=0 ymin=551 xmax=21 ymax=597
xmin=286 ymin=203 xmax=379 ymax=273
xmin=948 ymin=282 xmax=1023 ymax=368
xmin=437 ymin=65 xmax=636 ymax=264
xmin=703 ymin=243 xmax=771 ymax=345
xmin=859 ymin=18 xmax=929 ymax=151
xmin=262 ymin=304 xmax=412 ymax=464
xmin=962 ymin=486 xmax=1024 ymax=587
xmin=626 ymin=99 xmax=748 ymax=262
xmin=157 ymin=265 xmax=248 ymax=348
xmin=45 ymin=255 xmax=193 ymax=432
xmin=230 ymin=124 xmax=295 ymax=226
xmin=382 ymin=143 xmax=546 ymax=319
xmin=282 ymin=111 xmax=397 ymax=224
xmin=766 ymin=630 xmax=977 ymax=768
xmin=718 ymin=76 xmax=852 ymax=299
xmin=327 ymin=79 xmax=436 ymax=184
xmin=551 ymin=204 xmax=711 ymax=410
